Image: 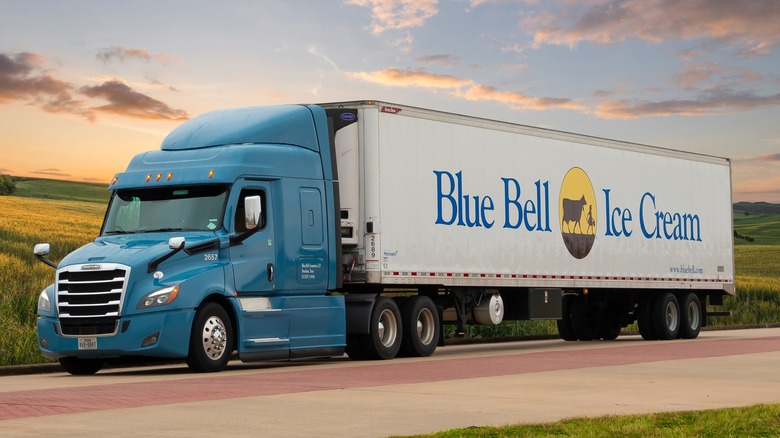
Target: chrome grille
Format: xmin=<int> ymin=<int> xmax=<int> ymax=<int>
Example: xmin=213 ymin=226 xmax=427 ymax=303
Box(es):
xmin=56 ymin=264 xmax=130 ymax=336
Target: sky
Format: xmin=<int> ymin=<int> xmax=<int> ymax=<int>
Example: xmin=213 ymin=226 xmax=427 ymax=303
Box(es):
xmin=1 ymin=0 xmax=779 ymax=202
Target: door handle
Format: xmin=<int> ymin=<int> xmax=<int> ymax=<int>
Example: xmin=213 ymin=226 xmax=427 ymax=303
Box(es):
xmin=267 ymin=263 xmax=274 ymax=282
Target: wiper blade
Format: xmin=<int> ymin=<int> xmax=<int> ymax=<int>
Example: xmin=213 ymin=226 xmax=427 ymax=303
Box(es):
xmin=143 ymin=228 xmax=185 ymax=233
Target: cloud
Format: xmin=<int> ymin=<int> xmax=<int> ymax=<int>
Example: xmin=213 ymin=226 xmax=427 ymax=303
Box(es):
xmin=522 ymin=0 xmax=780 ymax=55
xmin=308 ymin=46 xmax=340 ymax=71
xmin=352 ymin=68 xmax=474 ymax=88
xmin=672 ymin=62 xmax=723 ymax=89
xmin=346 ymin=0 xmax=439 ymax=34
xmin=80 ymin=80 xmax=189 ymax=121
xmin=461 ymin=84 xmax=584 ymax=111
xmin=732 ymin=176 xmax=780 ymax=202
xmin=32 ymin=168 xmax=70 ymax=178
xmin=351 ymin=68 xmax=583 ymax=111
xmin=595 ymin=89 xmax=780 ymax=119
xmin=97 ymin=46 xmax=175 ymax=65
xmin=0 ymin=51 xmax=188 ymax=122
xmin=0 ymin=52 xmax=76 ymax=105
xmin=751 ymin=153 xmax=780 ymax=162
xmin=0 ymin=167 xmax=14 ymax=174
xmin=416 ymin=54 xmax=459 ymax=66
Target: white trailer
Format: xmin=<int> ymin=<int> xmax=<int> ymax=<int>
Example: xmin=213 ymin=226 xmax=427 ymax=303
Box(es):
xmin=325 ymin=100 xmax=734 ymax=349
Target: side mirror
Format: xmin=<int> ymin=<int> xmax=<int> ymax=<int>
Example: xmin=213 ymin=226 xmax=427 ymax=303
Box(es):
xmin=34 ymin=243 xmax=51 ymax=256
xmin=244 ymin=195 xmax=262 ymax=230
xmin=168 ymin=236 xmax=186 ymax=250
xmin=33 ymin=243 xmax=57 ymax=269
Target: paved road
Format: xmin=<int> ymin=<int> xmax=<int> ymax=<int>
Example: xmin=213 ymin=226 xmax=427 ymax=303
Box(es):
xmin=2 ymin=328 xmax=779 ymax=437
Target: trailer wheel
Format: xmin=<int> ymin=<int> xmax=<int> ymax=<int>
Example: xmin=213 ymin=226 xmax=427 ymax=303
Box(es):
xmin=652 ymin=292 xmax=680 ymax=340
xmin=569 ymin=294 xmax=596 ymax=341
xmin=678 ymin=292 xmax=702 ymax=339
xmin=638 ymin=295 xmax=658 ymax=340
xmin=556 ymin=294 xmax=577 ymax=341
xmin=59 ymin=357 xmax=103 ymax=375
xmin=187 ymin=302 xmax=233 ymax=372
xmin=399 ymin=296 xmax=439 ymax=357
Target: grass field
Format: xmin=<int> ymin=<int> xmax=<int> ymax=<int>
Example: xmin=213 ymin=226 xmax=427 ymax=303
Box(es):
xmin=13 ymin=177 xmax=110 ymax=204
xmin=0 ymin=187 xmax=105 ymax=365
xmin=733 ymin=212 xmax=780 ymax=246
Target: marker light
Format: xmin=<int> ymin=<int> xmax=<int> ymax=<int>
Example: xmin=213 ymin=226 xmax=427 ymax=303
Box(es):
xmin=167 ymin=172 xmax=173 ymax=181
xmin=208 ymin=170 xmax=215 ymax=179
xmin=146 ymin=174 xmax=152 ymax=182
xmin=111 ymin=176 xmax=119 ymax=185
xmin=156 ymin=173 xmax=162 ymax=181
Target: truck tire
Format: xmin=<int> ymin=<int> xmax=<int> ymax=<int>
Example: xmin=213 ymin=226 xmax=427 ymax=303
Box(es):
xmin=556 ymin=294 xmax=578 ymax=341
xmin=187 ymin=302 xmax=233 ymax=372
xmin=678 ymin=292 xmax=702 ymax=339
xmin=652 ymin=292 xmax=680 ymax=340
xmin=364 ymin=296 xmax=403 ymax=360
xmin=638 ymin=295 xmax=658 ymax=340
xmin=59 ymin=357 xmax=103 ymax=375
xmin=399 ymin=296 xmax=439 ymax=357
xmin=569 ymin=294 xmax=596 ymax=341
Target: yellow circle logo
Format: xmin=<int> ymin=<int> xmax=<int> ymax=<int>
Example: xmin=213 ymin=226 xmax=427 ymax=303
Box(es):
xmin=558 ymin=167 xmax=597 ymax=259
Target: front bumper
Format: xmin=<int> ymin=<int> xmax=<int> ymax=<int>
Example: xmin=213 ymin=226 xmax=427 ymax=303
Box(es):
xmin=38 ymin=308 xmax=195 ymax=360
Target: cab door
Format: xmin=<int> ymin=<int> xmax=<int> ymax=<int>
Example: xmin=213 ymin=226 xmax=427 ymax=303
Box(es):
xmin=230 ymin=182 xmax=275 ymax=292
xmin=228 ymin=180 xmax=290 ymax=359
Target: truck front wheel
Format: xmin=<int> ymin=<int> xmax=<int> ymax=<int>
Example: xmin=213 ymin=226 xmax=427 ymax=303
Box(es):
xmin=187 ymin=302 xmax=233 ymax=372
xmin=59 ymin=357 xmax=103 ymax=375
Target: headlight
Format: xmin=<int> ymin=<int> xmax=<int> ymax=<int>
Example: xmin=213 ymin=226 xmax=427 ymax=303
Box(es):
xmin=38 ymin=289 xmax=51 ymax=313
xmin=137 ymin=285 xmax=180 ymax=309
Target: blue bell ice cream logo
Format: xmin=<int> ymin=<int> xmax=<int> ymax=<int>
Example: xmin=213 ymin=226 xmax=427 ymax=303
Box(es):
xmin=559 ymin=167 xmax=596 ymax=259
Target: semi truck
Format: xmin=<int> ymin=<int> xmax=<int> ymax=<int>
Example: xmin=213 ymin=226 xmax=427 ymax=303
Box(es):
xmin=34 ymin=100 xmax=735 ymax=375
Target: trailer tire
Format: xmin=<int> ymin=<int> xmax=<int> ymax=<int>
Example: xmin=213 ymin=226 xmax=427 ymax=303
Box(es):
xmin=187 ymin=303 xmax=233 ymax=372
xmin=652 ymin=292 xmax=680 ymax=340
xmin=638 ymin=295 xmax=658 ymax=340
xmin=556 ymin=294 xmax=577 ymax=341
xmin=399 ymin=296 xmax=439 ymax=357
xmin=59 ymin=357 xmax=103 ymax=375
xmin=678 ymin=292 xmax=702 ymax=339
xmin=569 ymin=294 xmax=596 ymax=341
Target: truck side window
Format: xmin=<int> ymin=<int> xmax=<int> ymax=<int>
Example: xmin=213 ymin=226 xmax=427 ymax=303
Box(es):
xmin=235 ymin=189 xmax=266 ymax=233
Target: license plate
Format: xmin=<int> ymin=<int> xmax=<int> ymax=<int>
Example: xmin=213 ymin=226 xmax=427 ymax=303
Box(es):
xmin=78 ymin=337 xmax=97 ymax=350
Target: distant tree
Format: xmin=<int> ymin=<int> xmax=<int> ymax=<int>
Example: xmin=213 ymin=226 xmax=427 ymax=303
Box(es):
xmin=0 ymin=174 xmax=16 ymax=195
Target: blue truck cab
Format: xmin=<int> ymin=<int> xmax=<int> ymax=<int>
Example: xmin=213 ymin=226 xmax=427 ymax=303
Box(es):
xmin=36 ymin=104 xmax=348 ymax=374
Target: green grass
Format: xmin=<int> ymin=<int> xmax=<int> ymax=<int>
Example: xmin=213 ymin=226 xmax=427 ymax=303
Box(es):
xmin=733 ymin=213 xmax=780 ymax=245
xmin=404 ymin=403 xmax=780 ymax=438
xmin=13 ymin=177 xmax=110 ymax=204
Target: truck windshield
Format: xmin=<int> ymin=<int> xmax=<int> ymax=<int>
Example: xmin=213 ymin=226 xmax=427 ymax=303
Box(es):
xmin=102 ymin=185 xmax=228 ymax=235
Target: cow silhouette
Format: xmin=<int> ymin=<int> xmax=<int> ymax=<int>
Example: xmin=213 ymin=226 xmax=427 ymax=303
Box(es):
xmin=562 ymin=196 xmax=587 ymax=234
